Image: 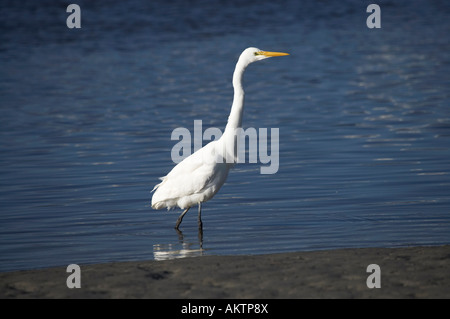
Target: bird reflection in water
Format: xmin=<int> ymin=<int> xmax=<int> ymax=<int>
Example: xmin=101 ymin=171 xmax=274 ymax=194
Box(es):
xmin=153 ymin=224 xmax=204 ymax=261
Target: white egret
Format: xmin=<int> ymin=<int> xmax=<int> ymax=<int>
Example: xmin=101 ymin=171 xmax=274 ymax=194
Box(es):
xmin=151 ymin=47 xmax=289 ymax=230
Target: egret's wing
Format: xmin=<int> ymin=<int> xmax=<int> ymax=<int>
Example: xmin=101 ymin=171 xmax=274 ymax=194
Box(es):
xmin=151 ymin=142 xmax=220 ymax=207
xmin=151 ymin=141 xmax=211 ymax=193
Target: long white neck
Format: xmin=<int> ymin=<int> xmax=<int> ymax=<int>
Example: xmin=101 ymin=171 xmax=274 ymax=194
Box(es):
xmin=219 ymin=57 xmax=249 ymax=163
xmin=224 ymin=58 xmax=248 ymax=134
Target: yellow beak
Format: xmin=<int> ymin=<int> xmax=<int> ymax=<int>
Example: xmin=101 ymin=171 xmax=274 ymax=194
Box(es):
xmin=259 ymin=51 xmax=290 ymax=57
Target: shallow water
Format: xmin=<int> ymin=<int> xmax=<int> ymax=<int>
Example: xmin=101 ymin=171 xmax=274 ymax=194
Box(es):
xmin=1 ymin=0 xmax=449 ymax=272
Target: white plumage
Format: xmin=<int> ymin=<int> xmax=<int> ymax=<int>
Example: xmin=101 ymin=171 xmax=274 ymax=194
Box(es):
xmin=152 ymin=141 xmax=229 ymax=210
xmin=151 ymin=47 xmax=289 ymax=229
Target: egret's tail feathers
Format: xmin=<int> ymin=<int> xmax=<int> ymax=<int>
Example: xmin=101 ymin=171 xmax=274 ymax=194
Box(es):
xmin=151 ymin=184 xmax=160 ymax=193
xmin=151 ymin=201 xmax=166 ymax=210
xmin=150 ymin=176 xmax=166 ymax=193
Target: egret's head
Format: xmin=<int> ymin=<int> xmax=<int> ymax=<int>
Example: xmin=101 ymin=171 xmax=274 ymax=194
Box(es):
xmin=240 ymin=47 xmax=289 ymax=65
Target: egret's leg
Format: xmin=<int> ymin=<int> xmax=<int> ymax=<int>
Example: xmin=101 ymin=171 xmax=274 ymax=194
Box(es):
xmin=198 ymin=223 xmax=203 ymax=248
xmin=175 ymin=207 xmax=190 ymax=230
xmin=198 ymin=202 xmax=203 ymax=229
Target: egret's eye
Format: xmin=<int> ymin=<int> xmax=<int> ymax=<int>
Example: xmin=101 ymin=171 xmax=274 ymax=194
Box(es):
xmin=254 ymin=51 xmax=262 ymax=56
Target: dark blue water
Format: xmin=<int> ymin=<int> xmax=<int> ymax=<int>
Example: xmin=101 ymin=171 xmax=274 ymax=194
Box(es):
xmin=1 ymin=0 xmax=449 ymax=272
